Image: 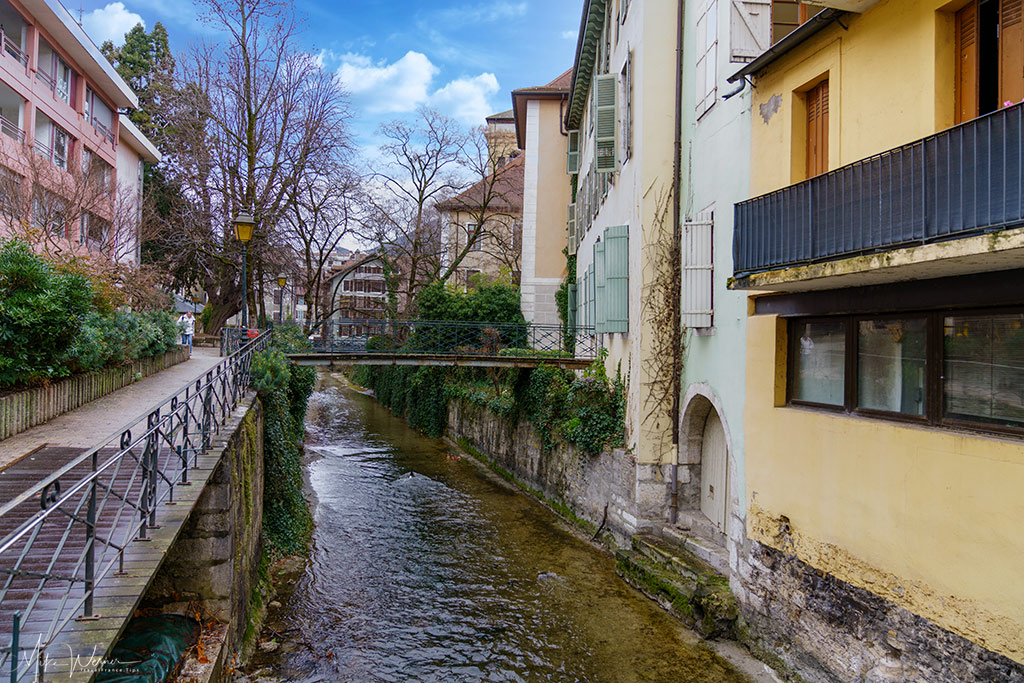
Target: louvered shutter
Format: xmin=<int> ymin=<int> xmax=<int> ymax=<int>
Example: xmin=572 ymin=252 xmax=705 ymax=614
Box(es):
xmin=595 ymin=240 xmax=607 ymax=333
xmin=594 ymin=73 xmax=618 ymax=173
xmin=730 ymin=0 xmax=770 ymax=63
xmin=956 ymin=2 xmax=979 ymax=124
xmin=566 ymin=130 xmax=580 ymax=174
xmin=682 ymin=213 xmax=714 ymax=329
xmin=806 ymin=79 xmax=829 ymax=178
xmin=578 ymin=273 xmax=586 ymax=327
xmin=604 ymin=225 xmax=629 ymax=334
xmin=1001 ymin=0 xmax=1024 ymax=106
xmin=567 ymin=203 xmax=577 ymax=255
xmin=567 ymin=283 xmax=577 ymax=331
xmin=588 ymin=262 xmax=596 ymax=330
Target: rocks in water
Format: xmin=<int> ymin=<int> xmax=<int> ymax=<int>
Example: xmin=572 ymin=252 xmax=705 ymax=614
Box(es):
xmin=258 ymin=640 xmax=280 ymax=652
xmin=537 ymin=571 xmax=559 ymax=581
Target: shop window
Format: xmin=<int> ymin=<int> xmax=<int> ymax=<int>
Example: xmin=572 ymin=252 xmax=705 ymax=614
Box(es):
xmin=857 ymin=318 xmax=927 ymax=416
xmin=791 ymin=319 xmax=846 ymax=406
xmin=944 ymin=313 xmax=1024 ymax=426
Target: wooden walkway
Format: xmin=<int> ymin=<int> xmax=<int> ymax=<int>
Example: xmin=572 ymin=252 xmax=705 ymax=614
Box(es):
xmin=0 ymin=398 xmax=252 ymax=682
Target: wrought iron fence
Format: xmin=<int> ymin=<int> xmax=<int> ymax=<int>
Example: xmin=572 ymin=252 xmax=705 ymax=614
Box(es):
xmin=0 ymin=331 xmax=271 ymax=682
xmin=733 ymin=102 xmax=1024 ymax=278
xmin=302 ymin=319 xmax=599 ymax=360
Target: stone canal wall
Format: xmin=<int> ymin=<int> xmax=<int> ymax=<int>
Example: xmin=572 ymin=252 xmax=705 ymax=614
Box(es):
xmin=140 ymin=395 xmax=267 ymax=673
xmin=0 ymin=347 xmax=190 ymax=441
xmin=447 ymin=399 xmax=640 ymax=545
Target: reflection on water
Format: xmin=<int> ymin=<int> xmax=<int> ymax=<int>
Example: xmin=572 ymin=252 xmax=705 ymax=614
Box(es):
xmin=251 ymin=373 xmax=747 ymax=682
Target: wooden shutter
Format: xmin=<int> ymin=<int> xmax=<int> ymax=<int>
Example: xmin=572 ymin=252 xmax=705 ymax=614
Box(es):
xmin=604 ymin=225 xmax=629 ymax=334
xmin=730 ymin=0 xmax=770 ymax=63
xmin=567 ymin=130 xmax=580 ymax=174
xmin=594 ymin=73 xmax=618 ymax=173
xmin=682 ymin=213 xmax=714 ymax=329
xmin=567 ymin=283 xmax=577 ymax=331
xmin=806 ymin=79 xmax=829 ymax=179
xmin=595 ymin=240 xmax=607 ymax=333
xmin=956 ymin=2 xmax=979 ymax=124
xmin=1001 ymin=0 xmax=1024 ymax=106
xmin=567 ymin=203 xmax=577 ymax=255
xmin=588 ymin=262 xmax=596 ymax=329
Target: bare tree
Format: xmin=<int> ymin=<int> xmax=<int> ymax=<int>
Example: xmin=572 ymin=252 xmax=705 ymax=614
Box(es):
xmin=358 ymin=108 xmax=466 ymax=315
xmin=149 ymin=0 xmax=353 ymax=332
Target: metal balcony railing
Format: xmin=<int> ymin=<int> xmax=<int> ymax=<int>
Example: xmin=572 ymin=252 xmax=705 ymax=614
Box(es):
xmin=0 ymin=115 xmax=24 ymax=143
xmin=1 ymin=32 xmax=27 ymax=69
xmin=733 ymin=103 xmax=1024 ymax=279
xmin=91 ymin=118 xmax=115 ymax=147
xmin=0 ymin=331 xmax=270 ymax=681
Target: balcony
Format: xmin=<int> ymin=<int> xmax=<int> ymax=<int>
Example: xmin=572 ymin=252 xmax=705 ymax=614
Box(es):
xmin=732 ymin=103 xmax=1024 ymax=291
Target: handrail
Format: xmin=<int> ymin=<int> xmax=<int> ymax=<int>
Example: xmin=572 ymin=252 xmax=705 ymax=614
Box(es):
xmin=1 ymin=32 xmax=27 ymax=69
xmin=0 ymin=330 xmax=271 ymax=681
xmin=0 ymin=114 xmax=24 ymax=143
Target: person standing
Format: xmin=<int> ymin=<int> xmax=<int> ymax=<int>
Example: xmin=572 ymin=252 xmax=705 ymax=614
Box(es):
xmin=177 ymin=311 xmax=196 ymax=351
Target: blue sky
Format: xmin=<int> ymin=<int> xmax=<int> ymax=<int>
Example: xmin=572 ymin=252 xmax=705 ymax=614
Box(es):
xmin=75 ymin=0 xmax=580 ymax=149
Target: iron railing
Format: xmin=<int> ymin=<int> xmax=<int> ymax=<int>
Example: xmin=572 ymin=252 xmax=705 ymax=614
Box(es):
xmin=301 ymin=319 xmax=599 ymax=360
xmin=0 ymin=331 xmax=271 ymax=681
xmin=733 ymin=103 xmax=1024 ymax=279
xmin=0 ymin=115 xmax=23 ymax=144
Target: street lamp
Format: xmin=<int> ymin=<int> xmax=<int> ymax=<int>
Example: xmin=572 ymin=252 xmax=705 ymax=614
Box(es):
xmin=233 ymin=211 xmax=255 ymax=329
xmin=276 ymin=273 xmax=287 ymax=324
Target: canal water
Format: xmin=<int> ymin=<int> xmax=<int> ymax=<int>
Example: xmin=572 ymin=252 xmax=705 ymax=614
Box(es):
xmin=249 ymin=373 xmax=753 ymax=682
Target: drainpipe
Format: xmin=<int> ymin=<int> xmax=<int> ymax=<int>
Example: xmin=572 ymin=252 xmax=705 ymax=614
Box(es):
xmin=669 ymin=0 xmax=684 ymax=526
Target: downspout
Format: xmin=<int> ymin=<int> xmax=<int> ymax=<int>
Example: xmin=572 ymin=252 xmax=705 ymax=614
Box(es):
xmin=669 ymin=0 xmax=684 ymax=526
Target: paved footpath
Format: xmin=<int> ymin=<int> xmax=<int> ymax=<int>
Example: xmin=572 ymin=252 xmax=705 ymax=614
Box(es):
xmin=0 ymin=347 xmax=223 ymax=470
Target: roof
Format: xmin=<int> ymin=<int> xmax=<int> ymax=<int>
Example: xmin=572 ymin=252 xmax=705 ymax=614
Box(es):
xmin=24 ymin=0 xmax=138 ymax=109
xmin=565 ymin=0 xmax=607 ymax=130
xmin=434 ymin=153 xmax=524 ymax=214
xmin=511 ymin=68 xmax=572 ymax=149
xmin=118 ymin=117 xmax=161 ymax=163
xmin=487 ymin=109 xmax=514 ymax=122
xmin=727 ymin=9 xmax=847 ymax=83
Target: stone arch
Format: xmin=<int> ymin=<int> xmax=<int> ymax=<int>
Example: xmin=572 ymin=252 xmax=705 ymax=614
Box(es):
xmin=675 ymin=384 xmax=736 ymax=541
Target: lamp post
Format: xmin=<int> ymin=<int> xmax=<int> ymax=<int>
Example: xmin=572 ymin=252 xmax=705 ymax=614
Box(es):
xmin=276 ymin=273 xmax=287 ymax=325
xmin=233 ymin=211 xmax=255 ymax=330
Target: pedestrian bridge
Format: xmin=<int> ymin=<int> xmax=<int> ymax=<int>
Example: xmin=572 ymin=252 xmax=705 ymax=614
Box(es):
xmin=282 ymin=319 xmax=599 ymax=370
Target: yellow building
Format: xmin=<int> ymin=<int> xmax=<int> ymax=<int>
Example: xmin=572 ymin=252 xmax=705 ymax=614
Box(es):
xmin=728 ymin=0 xmax=1024 ymax=678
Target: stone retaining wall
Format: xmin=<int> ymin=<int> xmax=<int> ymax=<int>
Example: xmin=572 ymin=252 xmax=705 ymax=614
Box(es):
xmin=140 ymin=396 xmax=267 ymax=663
xmin=0 ymin=348 xmax=190 ymax=441
xmin=447 ymin=399 xmax=640 ymax=544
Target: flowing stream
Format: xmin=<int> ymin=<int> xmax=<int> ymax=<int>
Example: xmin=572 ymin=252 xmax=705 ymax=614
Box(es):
xmin=248 ymin=372 xmax=754 ymax=682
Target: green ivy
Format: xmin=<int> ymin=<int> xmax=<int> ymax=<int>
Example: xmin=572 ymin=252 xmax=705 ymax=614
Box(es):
xmin=252 ymin=330 xmax=316 ymax=557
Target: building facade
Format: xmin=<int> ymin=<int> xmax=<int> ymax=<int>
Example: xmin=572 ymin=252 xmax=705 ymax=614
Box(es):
xmin=511 ymin=70 xmax=572 ymax=325
xmin=0 ymin=0 xmax=156 ymax=264
xmin=728 ymin=0 xmax=1024 ymax=679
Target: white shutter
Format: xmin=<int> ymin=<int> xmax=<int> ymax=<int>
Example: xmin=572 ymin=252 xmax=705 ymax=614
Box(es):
xmin=696 ymin=0 xmax=719 ymax=117
xmin=730 ymin=0 xmax=771 ymax=63
xmin=567 ymin=203 xmax=577 ymax=255
xmin=594 ymin=73 xmax=618 ymax=173
xmin=682 ymin=212 xmax=714 ymax=329
xmin=567 ymin=130 xmax=580 ymax=174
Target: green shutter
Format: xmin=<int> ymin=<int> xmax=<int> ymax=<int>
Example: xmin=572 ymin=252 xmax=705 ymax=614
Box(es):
xmin=567 ymin=283 xmax=577 ymax=331
xmin=604 ymin=225 xmax=629 ymax=333
xmin=595 ymin=240 xmax=606 ymax=333
xmin=594 ymin=73 xmax=618 ymax=173
xmin=588 ymin=262 xmax=596 ymax=330
xmin=566 ymin=130 xmax=580 ymax=174
xmin=567 ymin=203 xmax=577 ymax=255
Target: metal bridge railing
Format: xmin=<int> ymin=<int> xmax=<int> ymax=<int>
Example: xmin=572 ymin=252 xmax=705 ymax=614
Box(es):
xmin=0 ymin=330 xmax=271 ymax=681
xmin=303 ymin=319 xmax=599 ymax=360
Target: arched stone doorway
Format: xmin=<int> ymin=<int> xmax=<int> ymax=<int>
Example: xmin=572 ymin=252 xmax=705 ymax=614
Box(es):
xmin=675 ymin=388 xmax=732 ymax=543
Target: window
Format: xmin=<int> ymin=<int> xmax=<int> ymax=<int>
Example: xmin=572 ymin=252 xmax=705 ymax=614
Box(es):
xmin=55 ymin=59 xmax=72 ymax=104
xmin=805 ymin=79 xmax=829 ymax=178
xmin=772 ymin=0 xmax=810 ymax=44
xmin=955 ymin=0 xmax=1019 ymax=124
xmin=621 ymin=51 xmax=633 ymax=160
xmin=466 ymin=223 xmax=482 ymax=251
xmin=594 ymin=73 xmax=618 ymax=173
xmin=696 ymin=0 xmax=719 ymax=118
xmin=788 ymin=309 xmax=1024 ymax=432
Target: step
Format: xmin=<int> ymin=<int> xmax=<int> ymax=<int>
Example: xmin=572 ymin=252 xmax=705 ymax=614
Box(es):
xmin=662 ymin=526 xmax=731 ymax=577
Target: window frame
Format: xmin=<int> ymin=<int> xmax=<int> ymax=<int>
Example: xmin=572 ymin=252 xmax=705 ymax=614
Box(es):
xmin=786 ymin=307 xmax=1024 ymax=436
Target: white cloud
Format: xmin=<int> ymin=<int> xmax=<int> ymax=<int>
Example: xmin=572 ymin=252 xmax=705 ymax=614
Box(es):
xmin=336 ymin=52 xmax=500 ymax=124
xmin=81 ymin=2 xmax=145 ymax=46
xmin=561 ymin=30 xmax=577 ymax=40
xmin=337 ymin=51 xmax=438 ymax=114
xmin=430 ymin=73 xmax=500 ymax=124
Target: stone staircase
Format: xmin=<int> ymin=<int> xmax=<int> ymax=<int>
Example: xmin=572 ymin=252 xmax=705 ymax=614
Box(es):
xmin=663 ymin=510 xmax=731 ymax=577
xmin=615 ymin=532 xmax=739 ymax=639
